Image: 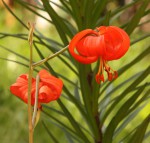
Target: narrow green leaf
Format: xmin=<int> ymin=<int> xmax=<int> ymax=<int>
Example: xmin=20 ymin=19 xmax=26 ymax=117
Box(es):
xmin=119 ymin=46 xmax=150 ymax=74
xmin=0 ymin=33 xmax=27 ymax=40
xmin=0 ymin=45 xmax=29 ymax=62
xmin=50 ymin=0 xmax=70 ymax=14
xmin=17 ymin=0 xmax=44 ymax=10
xmin=126 ymin=0 xmax=150 ymax=35
xmin=42 ymin=110 xmax=75 ymax=134
xmin=0 ymin=57 xmax=27 ymax=68
xmin=144 ymin=130 xmax=150 ymax=141
xmin=82 ymin=0 xmax=94 ymax=28
xmin=115 ymin=89 xmax=150 ymax=142
xmin=57 ymin=99 xmax=91 ymax=143
xmin=102 ymin=11 xmax=111 ymax=26
xmin=78 ymin=64 xmax=101 ymax=141
xmin=68 ymin=0 xmax=82 ymax=30
xmin=96 ymin=0 xmax=142 ymax=27
xmin=115 ymin=104 xmax=146 ymax=138
xmin=91 ymin=0 xmax=109 ymax=28
xmin=42 ymin=105 xmax=65 ymax=116
xmin=103 ymin=84 xmax=147 ymax=143
xmin=99 ymin=71 xmax=142 ymax=111
xmin=102 ymin=66 xmax=150 ymax=123
xmin=131 ymin=34 xmax=150 ymax=45
xmin=34 ymin=44 xmax=88 ymax=126
xmin=59 ymin=0 xmax=73 ymax=15
xmin=63 ymin=86 xmax=87 ymax=120
xmin=65 ymin=131 xmax=75 ymax=143
xmin=2 ymin=0 xmax=68 ymax=59
xmin=128 ymin=114 xmax=150 ymax=143
xmin=33 ymin=42 xmax=78 ymax=75
xmin=42 ymin=110 xmax=81 ymax=142
xmin=42 ymin=121 xmax=60 ymax=143
xmin=74 ymin=82 xmax=81 ymax=101
xmin=101 ymin=45 xmax=150 ymax=95
xmin=16 ymin=0 xmax=52 ymax=23
xmin=41 ymin=0 xmax=73 ymax=45
xmin=43 ymin=108 xmax=93 ymax=142
xmin=111 ymin=0 xmax=142 ymax=17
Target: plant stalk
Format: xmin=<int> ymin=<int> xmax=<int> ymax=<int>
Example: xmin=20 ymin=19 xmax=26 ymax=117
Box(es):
xmin=32 ymin=45 xmax=68 ymax=68
xmin=27 ymin=22 xmax=35 ymax=143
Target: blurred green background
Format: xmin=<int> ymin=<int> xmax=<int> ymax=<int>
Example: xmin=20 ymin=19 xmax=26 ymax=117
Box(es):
xmin=0 ymin=0 xmax=150 ymax=143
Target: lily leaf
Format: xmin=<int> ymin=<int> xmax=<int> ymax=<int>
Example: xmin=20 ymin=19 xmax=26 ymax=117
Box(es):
xmin=128 ymin=114 xmax=150 ymax=143
xmin=102 ymin=83 xmax=147 ymax=143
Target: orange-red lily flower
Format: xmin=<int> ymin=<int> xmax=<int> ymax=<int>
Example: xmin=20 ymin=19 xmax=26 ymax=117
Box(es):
xmin=69 ymin=26 xmax=130 ymax=83
xmin=10 ymin=69 xmax=63 ymax=107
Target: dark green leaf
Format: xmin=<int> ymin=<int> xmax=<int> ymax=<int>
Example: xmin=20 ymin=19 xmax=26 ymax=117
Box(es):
xmin=102 ymin=83 xmax=147 ymax=143
xmin=57 ymin=99 xmax=91 ymax=143
xmin=16 ymin=0 xmax=52 ymax=23
xmin=101 ymin=45 xmax=150 ymax=95
xmin=41 ymin=0 xmax=73 ymax=45
xmin=68 ymin=0 xmax=83 ymax=30
xmin=102 ymin=66 xmax=150 ymax=123
xmin=91 ymin=0 xmax=109 ymax=28
xmin=102 ymin=11 xmax=111 ymax=26
xmin=42 ymin=121 xmax=59 ymax=143
xmin=131 ymin=34 xmax=150 ymax=45
xmin=128 ymin=114 xmax=150 ymax=143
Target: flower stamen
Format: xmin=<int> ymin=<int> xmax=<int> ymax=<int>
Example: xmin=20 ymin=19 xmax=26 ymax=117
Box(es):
xmin=95 ymin=58 xmax=104 ymax=84
xmin=95 ymin=58 xmax=118 ymax=84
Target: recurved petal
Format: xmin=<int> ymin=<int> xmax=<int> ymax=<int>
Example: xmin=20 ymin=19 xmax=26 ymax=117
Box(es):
xmin=110 ymin=26 xmax=130 ymax=59
xmin=69 ymin=29 xmax=98 ymax=64
xmin=38 ymin=85 xmax=60 ymax=103
xmin=101 ymin=26 xmax=130 ymax=60
xmin=10 ymin=74 xmax=36 ymax=105
xmin=38 ymin=70 xmax=63 ymax=89
xmin=76 ymin=35 xmax=105 ymax=57
xmin=38 ymin=70 xmax=63 ymax=103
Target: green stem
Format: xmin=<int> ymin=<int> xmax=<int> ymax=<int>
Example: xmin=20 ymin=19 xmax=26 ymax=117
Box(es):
xmin=27 ymin=22 xmax=35 ymax=143
xmin=32 ymin=45 xmax=68 ymax=68
xmin=78 ymin=65 xmax=101 ymax=142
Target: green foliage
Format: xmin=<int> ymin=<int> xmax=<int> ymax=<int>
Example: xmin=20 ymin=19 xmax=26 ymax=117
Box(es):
xmin=0 ymin=0 xmax=150 ymax=143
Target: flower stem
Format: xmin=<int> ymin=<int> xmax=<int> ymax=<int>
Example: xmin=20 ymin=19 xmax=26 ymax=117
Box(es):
xmin=27 ymin=22 xmax=35 ymax=143
xmin=32 ymin=45 xmax=68 ymax=68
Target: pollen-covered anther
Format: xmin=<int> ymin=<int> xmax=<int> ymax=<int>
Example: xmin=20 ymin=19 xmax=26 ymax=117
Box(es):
xmin=113 ymin=71 xmax=118 ymax=79
xmin=95 ymin=73 xmax=104 ymax=84
xmin=107 ymin=72 xmax=113 ymax=81
xmin=105 ymin=69 xmax=118 ymax=81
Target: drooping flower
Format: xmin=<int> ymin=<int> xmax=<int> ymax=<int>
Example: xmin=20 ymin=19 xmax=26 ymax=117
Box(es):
xmin=38 ymin=70 xmax=63 ymax=104
xmin=10 ymin=69 xmax=63 ymax=107
xmin=69 ymin=26 xmax=130 ymax=83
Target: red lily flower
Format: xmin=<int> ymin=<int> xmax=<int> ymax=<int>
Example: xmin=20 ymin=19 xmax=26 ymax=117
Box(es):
xmin=10 ymin=70 xmax=63 ymax=107
xmin=69 ymin=26 xmax=130 ymax=83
